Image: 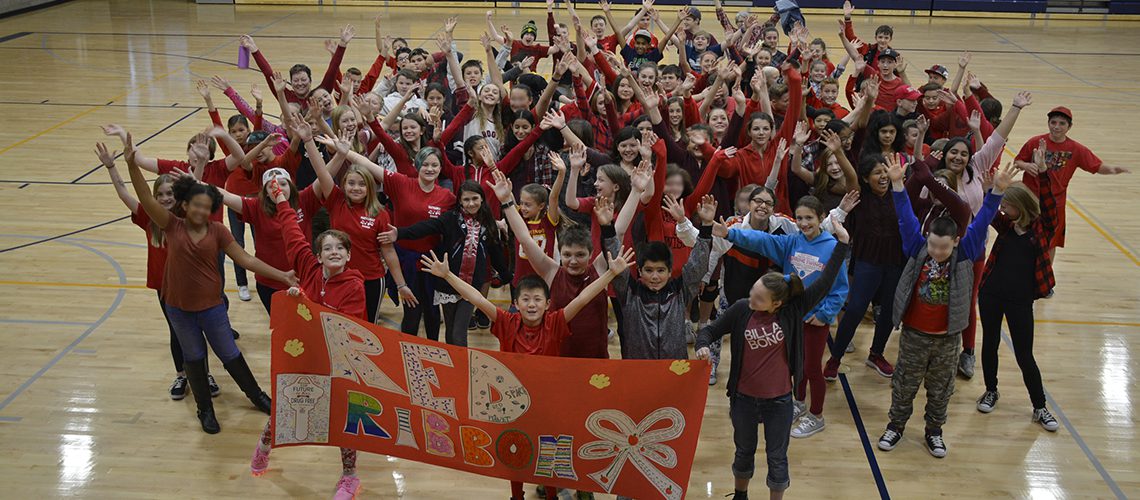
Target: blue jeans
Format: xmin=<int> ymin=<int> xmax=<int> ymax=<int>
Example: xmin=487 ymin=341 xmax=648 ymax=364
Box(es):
xmin=165 ymin=303 xmax=241 ymax=364
xmin=830 ymin=259 xmax=902 ymax=359
xmin=227 ymin=208 xmax=250 ymax=288
xmin=729 ymin=392 xmax=793 ymax=492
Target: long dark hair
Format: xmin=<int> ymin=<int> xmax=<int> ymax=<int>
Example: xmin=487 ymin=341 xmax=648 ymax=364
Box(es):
xmin=399 ymin=113 xmax=430 ymax=159
xmin=760 ymin=271 xmax=804 ymax=307
xmin=611 ymin=126 xmax=640 ymax=163
xmin=938 ymin=137 xmax=976 ymax=183
xmin=860 ymin=110 xmax=905 ymax=159
xmin=456 ymin=181 xmax=499 ymax=246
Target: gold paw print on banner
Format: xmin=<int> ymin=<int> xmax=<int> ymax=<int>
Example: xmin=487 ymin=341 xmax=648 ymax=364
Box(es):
xmin=297 ymin=303 xmax=312 ymax=321
xmin=669 ymin=360 xmax=691 ymax=376
xmin=589 ymin=374 xmax=611 ymax=389
xmin=284 ymin=339 xmax=305 ymax=357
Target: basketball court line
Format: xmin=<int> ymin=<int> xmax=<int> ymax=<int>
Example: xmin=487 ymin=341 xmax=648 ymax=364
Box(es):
xmin=979 ymin=25 xmax=1140 ymax=98
xmin=838 ymin=373 xmax=890 ymax=499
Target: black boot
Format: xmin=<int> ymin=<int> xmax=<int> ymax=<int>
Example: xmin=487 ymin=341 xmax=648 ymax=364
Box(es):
xmin=224 ymin=354 xmax=272 ymax=414
xmin=183 ymin=358 xmax=220 ymax=434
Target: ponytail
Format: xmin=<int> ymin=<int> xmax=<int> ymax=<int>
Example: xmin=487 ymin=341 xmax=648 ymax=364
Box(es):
xmin=760 ymin=271 xmax=804 ymax=308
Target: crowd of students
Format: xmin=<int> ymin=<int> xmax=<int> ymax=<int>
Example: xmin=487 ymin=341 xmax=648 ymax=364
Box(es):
xmin=94 ymin=0 xmax=1130 ymax=498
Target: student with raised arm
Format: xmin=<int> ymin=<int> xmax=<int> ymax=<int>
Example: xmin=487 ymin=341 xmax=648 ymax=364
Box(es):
xmin=248 ymin=177 xmax=366 ymax=499
xmin=123 ymin=134 xmax=293 ymax=434
xmin=876 ymin=155 xmax=1013 ymax=459
xmin=96 ymin=143 xmax=221 ymax=401
xmin=420 ymin=235 xmax=631 ymax=500
xmin=240 ymin=25 xmax=354 ymax=111
xmin=695 ymin=218 xmax=851 ymax=500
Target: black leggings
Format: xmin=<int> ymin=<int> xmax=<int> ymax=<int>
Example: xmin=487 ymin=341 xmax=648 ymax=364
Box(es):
xmin=364 ymin=278 xmax=384 ymax=324
xmin=401 ymin=268 xmax=441 ymax=341
xmin=979 ymin=295 xmax=1046 ymax=409
xmin=159 ymin=291 xmax=207 ymax=374
xmin=610 ymin=296 xmax=625 ymax=358
xmin=255 ymin=283 xmax=280 ymax=315
xmin=441 ymin=300 xmax=475 ymax=347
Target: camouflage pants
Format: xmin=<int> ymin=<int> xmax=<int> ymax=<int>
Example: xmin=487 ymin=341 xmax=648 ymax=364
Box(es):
xmin=888 ymin=327 xmax=960 ymax=431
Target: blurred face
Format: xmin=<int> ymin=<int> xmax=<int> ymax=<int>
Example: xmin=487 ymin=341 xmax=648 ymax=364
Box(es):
xmin=945 ymin=142 xmax=970 ymax=174
xmin=463 ymin=66 xmax=483 ymax=88
xmin=639 ymin=261 xmax=671 ymax=291
xmin=999 ymin=198 xmax=1021 ymax=221
xmin=480 ymin=84 xmax=500 ymax=106
xmin=795 ymin=206 xmax=822 ymax=238
xmin=668 ymin=102 xmax=683 ymax=126
xmin=700 ymin=53 xmax=718 ymax=73
xmin=922 ymin=91 xmax=941 ymax=111
xmin=926 ymin=234 xmax=958 ymax=263
xmin=594 ymin=170 xmax=617 ymax=197
xmin=183 ymin=193 xmax=213 ymax=225
xmin=364 ymin=93 xmax=381 ymax=112
xmin=418 ymin=154 xmax=441 ymax=184
xmin=348 ymin=73 xmax=362 ymax=93
xmin=401 ymin=118 xmax=423 ymax=144
xmin=734 ymin=189 xmax=751 ymax=215
xmin=821 ymin=83 xmax=839 ymax=105
xmin=878 ymin=125 xmax=897 ymax=149
xmin=694 ymin=34 xmax=710 ymax=51
xmin=749 ymin=118 xmax=773 ymax=147
xmin=709 ymin=109 xmax=729 ymax=134
xmin=512 ymin=118 xmax=533 ymax=141
xmin=664 ymin=173 xmax=685 ymax=199
xmin=228 ymin=122 xmax=249 ymax=145
xmin=395 ymin=75 xmax=414 ymax=95
xmin=659 ymin=72 xmax=678 ymax=92
xmin=750 ymin=191 xmax=775 ymax=221
xmin=519 ymin=191 xmax=543 ymax=219
xmin=617 ymin=137 xmax=640 ymax=163
xmin=344 ymin=173 xmax=368 ymax=204
xmin=875 ymin=33 xmax=892 ymax=49
xmin=813 ymin=114 xmax=832 ymax=132
xmin=426 ymin=89 xmax=445 ymax=109
xmin=878 ymin=57 xmax=897 ymax=78
xmin=155 ymin=182 xmax=175 ymax=210
xmin=1048 ymin=116 xmax=1071 ymax=140
xmin=514 ymin=288 xmax=550 ymax=325
xmin=633 ymin=37 xmax=651 ymax=54
xmin=560 ymin=244 xmax=591 ymax=276
xmin=748 ymin=280 xmax=780 ymax=312
xmin=291 ymin=71 xmax=312 ymax=96
xmin=865 ymin=164 xmax=889 ymax=196
xmin=317 ymin=235 xmax=350 ymax=271
xmin=460 ymin=190 xmax=482 ymax=216
xmin=510 ymin=88 xmax=530 ymax=111
xmin=896 ymin=97 xmax=917 ymax=115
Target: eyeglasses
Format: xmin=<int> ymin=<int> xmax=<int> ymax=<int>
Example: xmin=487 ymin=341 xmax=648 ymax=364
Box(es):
xmin=750 ymin=198 xmax=775 ymax=206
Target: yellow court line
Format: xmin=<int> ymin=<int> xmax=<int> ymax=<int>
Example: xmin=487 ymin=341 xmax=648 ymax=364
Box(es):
xmin=0 ymin=65 xmax=184 ymax=155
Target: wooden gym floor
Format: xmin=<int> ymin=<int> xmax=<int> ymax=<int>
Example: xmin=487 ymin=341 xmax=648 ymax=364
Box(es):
xmin=0 ymin=1 xmax=1137 ymax=498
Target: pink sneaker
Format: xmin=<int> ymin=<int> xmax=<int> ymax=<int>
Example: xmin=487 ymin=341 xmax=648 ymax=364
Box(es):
xmin=866 ymin=353 xmax=895 ymax=378
xmin=334 ymin=475 xmax=360 ymax=500
xmin=250 ymin=445 xmax=270 ymax=476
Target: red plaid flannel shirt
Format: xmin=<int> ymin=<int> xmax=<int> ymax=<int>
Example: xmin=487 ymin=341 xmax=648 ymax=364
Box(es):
xmin=981 ymin=173 xmax=1057 ymax=299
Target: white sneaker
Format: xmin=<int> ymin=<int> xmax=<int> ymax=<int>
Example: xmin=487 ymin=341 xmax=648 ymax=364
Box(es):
xmin=790 ymin=413 xmax=825 ymax=438
xmin=1033 ymin=408 xmax=1060 ymax=432
xmin=238 ymin=286 xmax=252 ymax=301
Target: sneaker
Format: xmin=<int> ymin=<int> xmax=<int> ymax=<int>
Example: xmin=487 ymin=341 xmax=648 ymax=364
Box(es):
xmin=977 ymin=391 xmax=999 ymax=413
xmin=846 ymin=342 xmax=855 ymax=353
xmin=790 ymin=413 xmax=826 ymax=438
xmin=1044 ymin=288 xmax=1054 ymax=299
xmin=208 ymin=375 xmax=221 ymax=397
xmin=708 ymin=368 xmax=718 ymax=386
xmin=607 ymin=328 xmax=616 ymax=341
xmin=958 ymin=351 xmax=975 ymax=379
xmin=792 ymin=400 xmax=806 ymax=421
xmin=238 ymin=286 xmax=252 ymax=302
xmin=877 ymin=424 xmax=902 ymax=451
xmin=250 ymin=445 xmax=270 ymax=476
xmin=823 ymin=357 xmax=840 ymax=381
xmin=924 ymin=429 xmax=947 ymax=458
xmin=475 ymin=312 xmax=491 ymax=330
xmin=730 ymin=491 xmax=749 ymax=500
xmin=169 ymin=376 xmax=188 ymax=400
xmin=866 ymin=353 xmax=894 ymax=378
xmin=468 ymin=316 xmax=478 ymax=331
xmin=333 ymin=475 xmax=360 ymax=500
xmin=1033 ymin=408 xmax=1060 ymax=432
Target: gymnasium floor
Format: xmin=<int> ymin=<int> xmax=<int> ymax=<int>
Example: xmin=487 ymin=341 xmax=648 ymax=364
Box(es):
xmin=0 ymin=1 xmax=1137 ymax=498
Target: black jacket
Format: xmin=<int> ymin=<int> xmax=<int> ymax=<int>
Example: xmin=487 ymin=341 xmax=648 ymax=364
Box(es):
xmin=397 ymin=211 xmax=512 ymax=294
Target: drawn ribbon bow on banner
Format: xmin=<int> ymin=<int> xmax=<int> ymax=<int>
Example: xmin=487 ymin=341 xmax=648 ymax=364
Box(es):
xmin=577 ymin=407 xmax=685 ymax=500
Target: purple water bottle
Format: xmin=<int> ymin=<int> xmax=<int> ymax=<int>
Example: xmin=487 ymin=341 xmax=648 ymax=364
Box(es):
xmin=238 ymin=45 xmax=250 ymax=69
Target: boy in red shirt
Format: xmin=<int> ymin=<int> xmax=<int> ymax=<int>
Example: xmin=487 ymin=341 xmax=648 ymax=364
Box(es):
xmin=419 ymin=243 xmax=632 ymax=500
xmin=1013 ymin=106 xmax=1131 ymax=259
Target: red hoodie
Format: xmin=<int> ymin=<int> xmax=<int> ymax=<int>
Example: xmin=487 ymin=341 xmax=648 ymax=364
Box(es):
xmin=275 ymin=200 xmax=367 ymax=321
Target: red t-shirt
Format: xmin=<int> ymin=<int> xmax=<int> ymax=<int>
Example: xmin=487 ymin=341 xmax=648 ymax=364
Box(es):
xmin=225 ymin=167 xmax=260 ymax=196
xmin=131 ymin=210 xmax=167 ymax=290
xmin=491 ymin=308 xmax=571 ymax=357
xmin=550 ymin=267 xmax=609 ymax=359
xmin=902 ymin=256 xmax=951 ymax=334
xmin=239 ymin=186 xmax=321 ymax=289
xmin=161 ymin=216 xmax=235 ymax=312
xmin=383 ymin=170 xmax=457 ymax=253
xmin=157 ymin=159 xmax=229 ymax=222
xmin=1015 ymin=134 xmax=1101 ymax=248
xmin=737 ymin=311 xmax=792 ymax=399
xmin=325 ymin=185 xmax=392 ymax=281
xmin=512 ymin=212 xmax=559 ymax=286
xmin=865 ymin=70 xmax=906 ymax=112
xmin=510 ymin=40 xmax=551 ymax=72
xmin=599 ymin=34 xmax=620 ymax=54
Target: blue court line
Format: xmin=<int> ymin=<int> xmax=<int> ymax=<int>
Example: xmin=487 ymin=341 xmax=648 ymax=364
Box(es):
xmin=839 ymin=373 xmax=891 ymax=500
xmin=0 ymin=318 xmax=94 ymax=326
xmin=0 ymin=416 xmax=22 ymax=422
xmin=0 ymin=239 xmax=125 ymax=414
xmin=0 ymin=32 xmax=32 ymax=43
xmin=999 ymin=330 xmax=1126 ymax=500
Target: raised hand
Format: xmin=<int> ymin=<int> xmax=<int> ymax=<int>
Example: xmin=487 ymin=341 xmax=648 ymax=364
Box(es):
xmin=992 ymin=162 xmax=1016 ymax=193
xmin=195 ymin=80 xmax=210 ymax=99
xmin=711 ymin=216 xmax=730 ymax=239
xmin=289 ymin=120 xmax=314 ymax=143
xmin=958 ymin=50 xmax=972 ymax=68
xmin=540 ymin=109 xmax=566 ymax=130
xmin=268 ymin=178 xmax=287 ymax=203
xmin=324 ymin=39 xmax=338 ymax=56
xmin=419 ymin=251 xmax=450 ymax=278
xmin=101 ymin=123 xmax=127 ymax=140
xmin=663 ymin=194 xmax=686 ymax=221
xmin=606 ymin=246 xmax=635 ymax=276
xmin=967 ymin=110 xmax=982 ymax=131
xmin=250 ymin=83 xmax=263 ymax=103
xmin=569 ymin=142 xmax=587 ymax=171
xmin=95 ymin=142 xmax=117 ymax=169
xmin=340 ymin=24 xmax=356 ymax=46
xmin=1012 ymin=91 xmax=1032 ymax=109
xmin=271 ymin=71 xmax=287 ymax=93
xmin=239 ymin=34 xmax=258 ymax=53
xmin=549 ymin=151 xmax=566 ymax=174
xmin=697 ymin=194 xmax=718 ymax=224
xmin=979 ymin=163 xmax=995 ymax=191
xmin=916 ymin=114 xmax=929 ymax=134
xmin=774 ymin=138 xmax=790 ymax=165
xmin=792 ymin=120 xmax=810 ymax=146
xmin=831 ymin=218 xmax=850 ymax=244
xmin=490 ymin=169 xmax=514 ymax=203
xmin=377 ymin=224 xmax=398 ymax=245
xmin=843 ymin=0 xmax=855 ymax=17
xmin=630 ymin=160 xmax=653 ymax=193
xmin=886 ymin=152 xmax=905 ymax=185
xmin=444 ymin=16 xmax=459 ymax=34
xmin=821 ymin=129 xmax=842 ymax=153
xmin=593 ymin=195 xmax=615 ymax=226
xmin=838 ymin=190 xmax=861 ymax=212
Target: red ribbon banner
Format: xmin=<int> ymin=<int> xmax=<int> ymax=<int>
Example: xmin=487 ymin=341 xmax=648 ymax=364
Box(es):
xmin=269 ymin=294 xmax=711 ymax=499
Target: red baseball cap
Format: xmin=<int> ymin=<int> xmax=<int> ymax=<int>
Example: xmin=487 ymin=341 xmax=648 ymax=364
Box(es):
xmin=899 ymin=86 xmax=922 ymax=101
xmin=1049 ymin=106 xmax=1073 ymax=121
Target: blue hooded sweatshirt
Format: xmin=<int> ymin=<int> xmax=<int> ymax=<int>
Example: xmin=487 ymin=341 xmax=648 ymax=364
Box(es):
xmin=726 ymin=228 xmax=850 ymax=324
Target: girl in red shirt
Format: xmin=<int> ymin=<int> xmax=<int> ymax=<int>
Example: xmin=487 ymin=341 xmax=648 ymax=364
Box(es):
xmin=97 ymin=143 xmax=220 ymax=401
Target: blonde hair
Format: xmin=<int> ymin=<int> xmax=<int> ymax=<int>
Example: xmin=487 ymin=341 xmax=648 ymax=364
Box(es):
xmin=331 ymin=105 xmax=365 ymax=154
xmin=343 ymin=165 xmax=382 ymax=217
xmin=1003 ymin=182 xmax=1040 ymax=229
